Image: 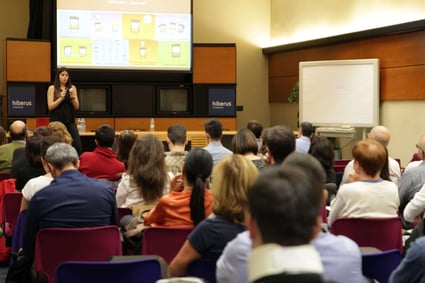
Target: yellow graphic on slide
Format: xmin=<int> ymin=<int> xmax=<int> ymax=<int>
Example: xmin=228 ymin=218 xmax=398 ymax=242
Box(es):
xmin=129 ymin=39 xmax=158 ymax=65
xmin=59 ymin=38 xmax=93 ymax=65
xmin=122 ymin=14 xmax=156 ymax=40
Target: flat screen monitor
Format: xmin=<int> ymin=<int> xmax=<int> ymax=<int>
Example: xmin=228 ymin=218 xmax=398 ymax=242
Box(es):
xmin=157 ymin=86 xmax=191 ymax=115
xmin=55 ymin=0 xmax=192 ymax=71
xmin=78 ymin=85 xmax=111 ymax=115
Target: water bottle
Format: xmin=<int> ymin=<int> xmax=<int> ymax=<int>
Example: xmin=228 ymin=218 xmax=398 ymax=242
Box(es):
xmin=80 ymin=118 xmax=86 ymax=133
xmin=150 ymin=118 xmax=155 ymax=132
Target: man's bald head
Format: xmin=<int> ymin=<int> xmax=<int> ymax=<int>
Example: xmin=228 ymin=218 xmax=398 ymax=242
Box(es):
xmin=9 ymin=120 xmax=27 ymax=141
xmin=369 ymin=125 xmax=390 ymax=147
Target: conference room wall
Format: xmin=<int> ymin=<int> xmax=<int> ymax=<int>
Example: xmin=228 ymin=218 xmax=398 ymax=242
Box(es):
xmin=269 ymin=0 xmax=425 ymax=166
xmin=0 ymin=1 xmax=29 ymax=99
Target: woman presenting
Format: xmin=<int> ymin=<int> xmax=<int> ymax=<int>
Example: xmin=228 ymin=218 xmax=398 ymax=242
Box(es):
xmin=47 ymin=67 xmax=82 ymax=154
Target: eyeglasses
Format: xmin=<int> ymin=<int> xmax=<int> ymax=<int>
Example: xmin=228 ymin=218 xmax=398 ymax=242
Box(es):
xmin=416 ymin=144 xmax=424 ymax=152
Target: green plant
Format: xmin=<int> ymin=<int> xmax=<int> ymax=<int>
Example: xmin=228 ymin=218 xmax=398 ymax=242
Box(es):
xmin=288 ymin=81 xmax=299 ymax=103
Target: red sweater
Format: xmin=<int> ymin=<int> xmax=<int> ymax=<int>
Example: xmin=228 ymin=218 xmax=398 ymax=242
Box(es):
xmin=79 ymin=147 xmax=125 ymax=181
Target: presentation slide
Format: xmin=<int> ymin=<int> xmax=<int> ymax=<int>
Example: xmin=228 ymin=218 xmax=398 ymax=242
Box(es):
xmin=56 ymin=0 xmax=191 ymax=71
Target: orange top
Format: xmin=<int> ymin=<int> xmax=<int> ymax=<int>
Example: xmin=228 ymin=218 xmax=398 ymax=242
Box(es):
xmin=144 ymin=189 xmax=213 ymax=227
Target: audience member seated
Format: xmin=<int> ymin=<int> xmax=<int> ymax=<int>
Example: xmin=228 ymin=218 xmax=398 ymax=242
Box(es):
xmin=389 ymin=235 xmax=425 ymax=283
xmin=328 ymin=139 xmax=399 ymax=226
xmin=246 ymin=120 xmax=263 ymax=153
xmin=262 ymin=125 xmax=295 ymax=167
xmin=246 ymin=165 xmax=326 ymax=283
xmin=48 ymin=121 xmax=73 ymax=145
xmin=0 ymin=120 xmax=27 ymax=173
xmin=22 ymin=143 xmax=117 ymax=265
xmin=216 ymin=153 xmax=363 ymax=283
xmin=295 ymin=121 xmax=313 ymax=153
xmin=144 ymin=148 xmax=214 ymax=227
xmin=11 ymin=126 xmax=52 ymax=190
xmin=168 ymin=154 xmax=259 ymax=277
xmin=165 ymin=124 xmax=188 ymax=176
xmin=79 ymin=124 xmax=125 ymax=182
xmin=309 ymin=136 xmax=337 ymax=204
xmin=20 ymin=136 xmax=61 ymax=212
xmin=10 ymin=136 xmax=45 ymax=191
xmin=116 ymin=130 xmax=137 ymax=170
xmin=340 ymin=125 xmax=400 ymax=186
xmin=403 ymin=182 xmax=425 ymax=226
xmin=116 ymin=134 xmax=168 ymax=211
xmin=232 ymin=128 xmax=265 ymax=170
xmin=203 ymin=119 xmax=232 ymax=165
xmin=398 ymin=134 xmax=425 ymax=229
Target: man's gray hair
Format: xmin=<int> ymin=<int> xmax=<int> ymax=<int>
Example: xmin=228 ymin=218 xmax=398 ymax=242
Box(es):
xmin=45 ymin=142 xmax=79 ymax=170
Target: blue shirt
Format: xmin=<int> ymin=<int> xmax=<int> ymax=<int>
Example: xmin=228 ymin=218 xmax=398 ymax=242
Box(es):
xmin=296 ymin=136 xmax=311 ymax=153
xmin=203 ymin=141 xmax=232 ymax=165
xmin=216 ymin=231 xmax=364 ymax=283
xmin=23 ymin=170 xmax=118 ymax=259
xmin=389 ymin=236 xmax=425 ymax=283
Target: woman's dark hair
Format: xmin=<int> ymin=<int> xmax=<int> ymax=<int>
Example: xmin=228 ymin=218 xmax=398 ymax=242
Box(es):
xmin=184 ymin=148 xmax=213 ymax=226
xmin=231 ymin=128 xmax=259 ymax=155
xmin=117 ymin=130 xmax=137 ymax=169
xmin=128 ymin=134 xmax=167 ymax=203
xmin=308 ymin=136 xmax=334 ymax=171
xmin=53 ymin=67 xmax=72 ymax=99
xmin=25 ymin=136 xmax=43 ymax=166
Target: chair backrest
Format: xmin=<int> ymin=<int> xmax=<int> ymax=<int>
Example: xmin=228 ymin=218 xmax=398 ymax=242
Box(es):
xmin=334 ymin=159 xmax=351 ymax=167
xmin=142 ymin=226 xmax=193 ymax=264
xmin=330 ymin=217 xmax=403 ymax=253
xmin=34 ymin=225 xmax=122 ymax=283
xmin=54 ymin=258 xmax=163 ymax=283
xmin=186 ymin=258 xmax=217 ymax=283
xmin=362 ymin=249 xmax=402 ymax=283
xmin=2 ymin=192 xmax=23 ymax=240
xmin=35 ymin=117 xmax=50 ymax=128
xmin=118 ymin=207 xmax=132 ymax=223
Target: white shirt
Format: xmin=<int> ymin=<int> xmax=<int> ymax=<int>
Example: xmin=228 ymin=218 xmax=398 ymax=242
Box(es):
xmin=248 ymin=243 xmax=323 ymax=283
xmin=116 ymin=173 xmax=145 ymax=207
xmin=404 ymin=183 xmax=425 ymax=223
xmin=329 ymin=179 xmax=399 ymax=226
xmin=116 ymin=173 xmax=169 ymax=207
xmin=21 ymin=175 xmax=53 ymax=202
xmin=295 ymin=136 xmax=311 ymax=153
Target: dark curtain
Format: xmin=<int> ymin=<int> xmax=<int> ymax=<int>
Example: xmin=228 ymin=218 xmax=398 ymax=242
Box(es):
xmin=27 ymin=0 xmax=53 ymax=41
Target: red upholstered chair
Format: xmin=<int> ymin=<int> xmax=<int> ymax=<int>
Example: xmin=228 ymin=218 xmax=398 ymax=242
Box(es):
xmin=34 ymin=225 xmax=122 ymax=283
xmin=142 ymin=226 xmax=193 ymax=264
xmin=35 ymin=117 xmax=50 ymax=128
xmin=330 ymin=217 xmax=403 ymax=253
xmin=2 ymin=192 xmax=23 ymax=246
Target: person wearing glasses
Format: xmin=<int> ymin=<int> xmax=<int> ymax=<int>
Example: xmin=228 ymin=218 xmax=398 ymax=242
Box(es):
xmin=399 ymin=134 xmax=425 ymax=229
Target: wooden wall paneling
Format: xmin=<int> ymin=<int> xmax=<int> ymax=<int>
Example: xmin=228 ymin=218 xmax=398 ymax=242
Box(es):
xmin=381 ymin=65 xmax=425 ymax=100
xmin=6 ymin=40 xmax=51 ymax=82
xmin=267 ymin=29 xmax=425 ymax=101
xmin=193 ymin=45 xmax=236 ymax=83
xmin=114 ymin=118 xmax=149 ymax=131
xmin=269 ymin=76 xmax=298 ymax=102
xmin=115 ymin=117 xmax=236 ymax=132
xmin=83 ymin=117 xmax=115 ymax=132
xmin=154 ymin=117 xmax=236 ymax=131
